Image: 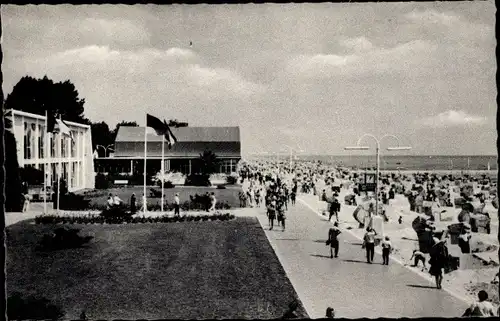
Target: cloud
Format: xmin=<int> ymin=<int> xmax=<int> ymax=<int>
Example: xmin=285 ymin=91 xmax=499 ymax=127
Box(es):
xmin=419 ymin=110 xmax=488 ymax=128
xmin=45 ymin=46 xmax=197 ymax=66
xmin=286 ymin=40 xmax=436 ymax=78
xmin=339 ymin=36 xmax=374 ymax=52
xmin=404 ymin=10 xmax=459 ymax=26
xmin=186 ymin=64 xmax=266 ymax=97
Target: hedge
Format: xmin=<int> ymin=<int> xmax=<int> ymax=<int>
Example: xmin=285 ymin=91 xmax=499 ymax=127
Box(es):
xmin=35 ymin=213 xmax=236 ymax=225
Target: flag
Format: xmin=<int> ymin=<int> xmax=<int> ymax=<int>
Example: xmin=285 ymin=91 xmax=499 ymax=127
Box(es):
xmin=146 ymin=114 xmax=168 ymax=136
xmin=55 ymin=119 xmax=74 ymax=141
xmin=166 ymin=126 xmax=178 ymax=149
xmin=146 ymin=113 xmax=178 ymax=148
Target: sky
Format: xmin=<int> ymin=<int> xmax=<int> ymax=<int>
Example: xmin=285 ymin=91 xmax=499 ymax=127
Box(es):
xmin=2 ymin=2 xmax=497 ymax=156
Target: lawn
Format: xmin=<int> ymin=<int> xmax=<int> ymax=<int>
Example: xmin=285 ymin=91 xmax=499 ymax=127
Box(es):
xmin=80 ymin=186 xmax=242 ymax=209
xmin=6 ymin=218 xmax=308 ymax=319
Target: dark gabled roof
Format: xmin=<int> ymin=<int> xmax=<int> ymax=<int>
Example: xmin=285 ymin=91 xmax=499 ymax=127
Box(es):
xmin=116 ymin=126 xmax=240 ymax=143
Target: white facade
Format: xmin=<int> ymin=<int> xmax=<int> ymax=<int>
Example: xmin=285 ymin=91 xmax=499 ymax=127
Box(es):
xmin=8 ymin=109 xmax=95 ymax=191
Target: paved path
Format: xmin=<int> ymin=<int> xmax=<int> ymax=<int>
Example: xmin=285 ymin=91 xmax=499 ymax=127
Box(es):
xmin=252 ymin=199 xmax=468 ymax=318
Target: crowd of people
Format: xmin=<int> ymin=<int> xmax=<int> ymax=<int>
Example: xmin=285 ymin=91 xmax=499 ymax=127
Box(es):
xmin=238 ymin=157 xmax=498 ymax=317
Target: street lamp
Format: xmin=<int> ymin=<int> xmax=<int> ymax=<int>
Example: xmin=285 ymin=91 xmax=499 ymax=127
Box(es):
xmin=345 ymin=134 xmax=411 ymax=218
xmin=283 ymin=144 xmax=304 ymax=170
xmin=96 ymin=144 xmax=114 ymax=157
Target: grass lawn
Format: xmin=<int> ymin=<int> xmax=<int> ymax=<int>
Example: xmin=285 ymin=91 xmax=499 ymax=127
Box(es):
xmin=6 ymin=217 xmax=308 ymax=319
xmin=81 ymin=186 xmax=242 ymax=209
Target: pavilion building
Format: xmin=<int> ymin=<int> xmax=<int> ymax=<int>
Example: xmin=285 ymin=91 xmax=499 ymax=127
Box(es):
xmin=95 ymin=126 xmax=241 ymax=176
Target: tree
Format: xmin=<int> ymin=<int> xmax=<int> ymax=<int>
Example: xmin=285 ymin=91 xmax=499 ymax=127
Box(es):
xmin=199 ymin=151 xmax=219 ymax=176
xmin=111 ymin=121 xmax=138 ymax=141
xmin=4 ymin=110 xmax=24 ymax=211
xmin=4 ymin=75 xmax=89 ymax=124
xmin=168 ymin=119 xmax=188 ymax=128
xmin=90 ymin=122 xmax=113 ymax=157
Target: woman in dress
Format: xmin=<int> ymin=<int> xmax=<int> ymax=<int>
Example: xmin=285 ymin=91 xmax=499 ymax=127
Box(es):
xmin=429 ymin=237 xmax=448 ymax=289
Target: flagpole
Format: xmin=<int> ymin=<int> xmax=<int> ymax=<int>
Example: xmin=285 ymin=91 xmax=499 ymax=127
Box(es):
xmin=43 ymin=110 xmax=48 ymax=214
xmin=143 ymin=114 xmax=147 ymax=215
xmin=57 ymin=116 xmax=62 ymax=213
xmin=161 ymin=135 xmax=165 ymax=213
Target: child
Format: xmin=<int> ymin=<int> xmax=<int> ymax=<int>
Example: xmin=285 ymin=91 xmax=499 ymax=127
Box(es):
xmin=381 ymin=236 xmax=392 ymax=265
xmin=410 ymin=250 xmax=427 ymax=270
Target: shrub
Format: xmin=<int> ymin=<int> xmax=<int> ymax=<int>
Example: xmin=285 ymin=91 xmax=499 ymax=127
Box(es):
xmin=59 ymin=193 xmax=91 ymax=210
xmin=19 ymin=166 xmax=44 ymax=185
xmin=217 ymin=184 xmax=226 ymax=189
xmin=37 ymin=227 xmax=93 ymax=251
xmin=7 ymin=292 xmax=65 ymax=320
xmin=185 ymin=174 xmax=211 ymax=186
xmin=157 ymin=180 xmax=175 ymax=189
xmin=95 ymin=173 xmax=110 ymax=189
xmin=226 ymin=175 xmax=238 ymax=185
xmin=34 ymin=212 xmax=236 ymax=225
xmin=52 ymin=179 xmax=68 ymax=208
xmin=100 ymin=205 xmax=132 ymax=220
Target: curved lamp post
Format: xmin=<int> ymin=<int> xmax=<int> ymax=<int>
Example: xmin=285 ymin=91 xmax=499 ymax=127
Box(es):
xmin=96 ymin=144 xmax=114 ymax=157
xmin=283 ymin=144 xmax=305 ymax=170
xmin=345 ymin=134 xmax=411 ymax=217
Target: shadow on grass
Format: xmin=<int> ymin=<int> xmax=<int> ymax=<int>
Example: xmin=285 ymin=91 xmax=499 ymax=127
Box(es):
xmin=406 ymin=284 xmax=437 ymax=289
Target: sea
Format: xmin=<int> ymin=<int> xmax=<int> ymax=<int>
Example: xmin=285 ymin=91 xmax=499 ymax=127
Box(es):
xmin=292 ymin=155 xmax=498 ymax=171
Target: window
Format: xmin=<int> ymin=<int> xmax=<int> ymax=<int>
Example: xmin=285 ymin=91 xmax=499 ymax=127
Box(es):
xmin=24 ymin=122 xmax=31 ymax=159
xmin=50 ymin=135 xmax=56 ymax=158
xmin=71 ymin=162 xmax=77 ymax=188
xmin=62 ymin=163 xmax=68 ymax=181
xmin=71 ymin=132 xmax=76 ymax=158
xmin=219 ymin=160 xmax=233 ymax=174
xmin=38 ymin=124 xmax=44 ymax=158
xmin=51 ymin=163 xmax=57 ymax=184
xmin=30 ymin=123 xmax=36 ymax=158
xmin=61 ymin=136 xmax=67 ymax=158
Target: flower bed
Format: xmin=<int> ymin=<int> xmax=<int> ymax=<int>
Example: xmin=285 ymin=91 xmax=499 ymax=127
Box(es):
xmin=35 ymin=213 xmax=236 ymax=225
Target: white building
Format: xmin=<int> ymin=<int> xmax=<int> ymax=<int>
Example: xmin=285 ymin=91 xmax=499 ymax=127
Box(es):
xmin=8 ymin=109 xmax=95 ymax=191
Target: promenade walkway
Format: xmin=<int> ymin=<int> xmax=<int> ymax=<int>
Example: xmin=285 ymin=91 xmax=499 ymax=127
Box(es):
xmin=252 ymin=198 xmax=468 ymax=318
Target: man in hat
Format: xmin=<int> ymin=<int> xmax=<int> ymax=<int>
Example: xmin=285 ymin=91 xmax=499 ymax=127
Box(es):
xmin=174 ymin=193 xmax=180 ymax=216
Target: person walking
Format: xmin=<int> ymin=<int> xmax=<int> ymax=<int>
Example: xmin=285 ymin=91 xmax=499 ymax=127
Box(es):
xmin=381 ymin=236 xmax=392 ymax=265
xmin=278 ymin=200 xmax=286 ymax=232
xmin=327 ymin=222 xmax=342 ymax=258
xmin=130 ymin=193 xmax=137 ymax=214
xmin=362 ymin=227 xmax=377 ymax=264
xmin=22 ymin=192 xmax=30 ymax=212
xmin=174 ymin=193 xmax=180 ymax=216
xmin=267 ymin=199 xmax=276 ymax=230
xmin=209 ymin=192 xmax=217 ymax=212
xmin=429 ymin=237 xmax=448 ymax=289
